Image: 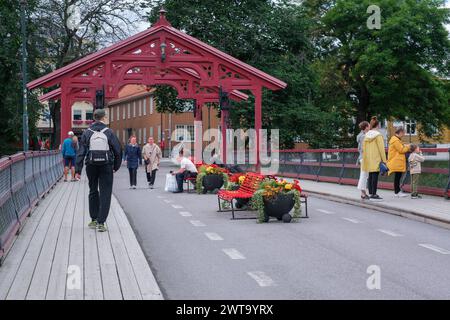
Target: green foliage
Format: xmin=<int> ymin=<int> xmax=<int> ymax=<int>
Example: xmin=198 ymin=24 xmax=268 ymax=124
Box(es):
xmin=0 ymin=0 xmax=42 ymax=156
xmin=195 ymin=168 xmax=229 ymax=194
xmin=319 ymin=0 xmax=450 ymax=140
xmin=145 ymin=0 xmax=344 ymax=148
xmin=251 ymin=189 xmax=301 ymax=223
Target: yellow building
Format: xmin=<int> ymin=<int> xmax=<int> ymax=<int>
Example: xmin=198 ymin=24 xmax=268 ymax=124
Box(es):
xmin=387 ymin=119 xmax=450 ymax=147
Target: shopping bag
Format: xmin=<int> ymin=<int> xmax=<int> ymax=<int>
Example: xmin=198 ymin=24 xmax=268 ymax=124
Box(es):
xmin=164 ymin=173 xmax=178 ymax=192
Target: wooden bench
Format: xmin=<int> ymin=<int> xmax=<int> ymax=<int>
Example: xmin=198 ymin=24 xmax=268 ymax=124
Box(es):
xmin=217 ymin=172 xmax=264 ymax=219
xmin=183 ymin=176 xmax=197 ymax=193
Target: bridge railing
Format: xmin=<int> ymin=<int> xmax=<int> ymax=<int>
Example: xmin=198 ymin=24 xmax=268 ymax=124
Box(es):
xmin=275 ymin=148 xmax=450 ymax=199
xmin=0 ymin=150 xmax=63 ymax=264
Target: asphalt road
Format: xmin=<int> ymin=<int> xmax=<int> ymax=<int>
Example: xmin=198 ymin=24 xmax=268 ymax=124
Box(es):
xmin=112 ymin=163 xmax=450 ymax=300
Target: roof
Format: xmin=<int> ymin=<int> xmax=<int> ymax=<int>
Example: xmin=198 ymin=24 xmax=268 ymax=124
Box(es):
xmin=28 ymin=12 xmax=286 ymax=92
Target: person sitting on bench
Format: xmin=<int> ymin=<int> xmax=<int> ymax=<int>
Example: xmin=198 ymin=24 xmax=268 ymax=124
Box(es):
xmin=172 ymin=149 xmax=198 ymax=193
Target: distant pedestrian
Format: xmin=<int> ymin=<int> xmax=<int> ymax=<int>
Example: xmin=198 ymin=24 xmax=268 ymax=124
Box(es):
xmin=387 ymin=127 xmax=410 ymax=197
xmin=62 ymin=131 xmax=76 ymax=182
xmin=408 ymin=145 xmax=425 ymax=199
xmin=124 ymin=135 xmax=142 ymax=189
xmin=362 ymin=116 xmax=387 ymax=201
xmin=172 ymin=149 xmax=198 ymax=193
xmin=75 ymin=109 xmax=122 ymax=232
xmin=356 ymin=121 xmax=370 ymax=200
xmin=142 ymin=137 xmax=162 ymax=189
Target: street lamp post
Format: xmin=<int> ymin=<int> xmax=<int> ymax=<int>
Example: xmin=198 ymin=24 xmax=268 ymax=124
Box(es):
xmin=20 ymin=0 xmax=29 ymax=151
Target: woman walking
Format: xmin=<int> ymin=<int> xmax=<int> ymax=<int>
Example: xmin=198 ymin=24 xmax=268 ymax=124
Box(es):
xmin=362 ymin=117 xmax=387 ymax=201
xmin=142 ymin=137 xmax=162 ymax=189
xmin=357 ymin=121 xmax=370 ymax=199
xmin=387 ymin=127 xmax=410 ymax=197
xmin=124 ymin=136 xmax=142 ymax=189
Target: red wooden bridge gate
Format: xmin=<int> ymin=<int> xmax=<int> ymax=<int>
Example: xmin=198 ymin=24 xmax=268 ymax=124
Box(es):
xmin=28 ymin=10 xmax=287 ymax=166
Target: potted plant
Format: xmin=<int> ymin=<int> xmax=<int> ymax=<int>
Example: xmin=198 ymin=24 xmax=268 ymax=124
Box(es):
xmin=196 ymin=164 xmax=229 ymax=194
xmin=220 ymin=173 xmax=246 ymax=209
xmin=251 ymin=179 xmax=302 ymax=223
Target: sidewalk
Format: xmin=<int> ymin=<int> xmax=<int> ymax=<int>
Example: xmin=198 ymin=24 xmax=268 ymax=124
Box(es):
xmin=0 ymin=175 xmax=163 ymax=300
xmin=289 ymin=179 xmax=450 ymax=229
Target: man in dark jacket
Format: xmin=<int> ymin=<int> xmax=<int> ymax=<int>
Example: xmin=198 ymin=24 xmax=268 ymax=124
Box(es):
xmin=75 ymin=109 xmax=122 ymax=232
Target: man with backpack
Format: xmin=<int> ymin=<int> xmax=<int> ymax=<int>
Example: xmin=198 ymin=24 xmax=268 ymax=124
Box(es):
xmin=75 ymin=109 xmax=122 ymax=232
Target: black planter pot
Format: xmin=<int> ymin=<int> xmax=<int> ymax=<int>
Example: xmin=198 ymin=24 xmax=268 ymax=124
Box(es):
xmin=263 ymin=193 xmax=294 ymax=223
xmin=202 ymin=174 xmax=224 ymax=193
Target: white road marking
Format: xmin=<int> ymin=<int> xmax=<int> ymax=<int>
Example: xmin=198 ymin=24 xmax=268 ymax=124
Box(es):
xmin=222 ymin=248 xmax=246 ymax=260
xmin=418 ymin=244 xmax=450 ymax=255
xmin=247 ymin=271 xmax=276 ymax=287
xmin=204 ymin=232 xmax=223 ymax=241
xmin=172 ymin=204 xmax=183 ymax=209
xmin=179 ymin=211 xmax=192 ymax=217
xmin=342 ymin=217 xmax=361 ymax=224
xmin=163 ymin=199 xmax=173 ymax=203
xmin=316 ymin=209 xmax=335 ymax=215
xmin=190 ymin=220 xmax=206 ymax=227
xmin=377 ymin=229 xmax=403 ymax=237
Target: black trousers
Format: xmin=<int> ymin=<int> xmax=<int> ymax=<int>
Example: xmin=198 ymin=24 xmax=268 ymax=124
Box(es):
xmin=146 ymin=168 xmax=158 ymax=185
xmin=175 ymin=171 xmax=197 ymax=192
xmin=128 ymin=168 xmax=137 ymax=186
xmin=394 ymin=172 xmax=403 ymax=194
xmin=368 ymin=172 xmax=380 ymax=196
xmin=86 ymin=164 xmax=113 ymax=224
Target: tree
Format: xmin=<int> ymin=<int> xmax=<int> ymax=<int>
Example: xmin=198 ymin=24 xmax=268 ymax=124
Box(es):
xmin=0 ymin=0 xmax=42 ymax=155
xmin=144 ymin=0 xmax=342 ymax=148
xmin=30 ymin=0 xmax=142 ymax=147
xmin=320 ymin=0 xmax=450 ymax=139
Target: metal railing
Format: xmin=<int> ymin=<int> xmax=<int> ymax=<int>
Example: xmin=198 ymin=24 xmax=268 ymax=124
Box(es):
xmin=0 ymin=150 xmax=63 ymax=264
xmin=276 ymin=148 xmax=450 ymax=199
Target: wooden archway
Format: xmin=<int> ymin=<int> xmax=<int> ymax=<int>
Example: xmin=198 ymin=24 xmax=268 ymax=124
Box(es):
xmin=29 ymin=9 xmax=286 ymax=166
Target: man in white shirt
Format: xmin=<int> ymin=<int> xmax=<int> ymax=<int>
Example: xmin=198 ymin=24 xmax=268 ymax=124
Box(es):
xmin=172 ymin=149 xmax=198 ymax=193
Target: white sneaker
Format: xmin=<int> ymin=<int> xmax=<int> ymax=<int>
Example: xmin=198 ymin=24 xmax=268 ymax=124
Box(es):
xmin=395 ymin=192 xmax=408 ymax=198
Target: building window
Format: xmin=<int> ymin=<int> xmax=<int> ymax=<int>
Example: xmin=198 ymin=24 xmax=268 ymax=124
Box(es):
xmin=143 ymin=98 xmax=147 ymax=116
xmin=86 ymin=109 xmax=93 ymax=121
xmin=133 ymin=101 xmax=136 ymax=118
xmin=138 ymin=100 xmax=142 ymax=117
xmin=127 ymin=103 xmax=131 ymax=119
xmin=405 ymin=119 xmax=417 ymax=136
xmin=150 ymin=127 xmax=154 ymax=138
xmin=110 ymin=107 xmax=114 ymax=122
xmin=73 ymin=110 xmax=82 ymax=121
xmin=150 ymin=97 xmax=154 ymax=114
xmin=123 ymin=129 xmax=126 ymax=144
xmin=175 ymin=125 xmax=195 ymax=142
xmin=157 ymin=125 xmax=161 ymax=142
xmin=122 ymin=105 xmax=126 ymax=120
xmin=143 ymin=127 xmax=147 ymax=143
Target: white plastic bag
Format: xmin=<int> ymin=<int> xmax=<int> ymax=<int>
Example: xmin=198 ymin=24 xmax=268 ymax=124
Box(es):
xmin=164 ymin=173 xmax=179 ymax=192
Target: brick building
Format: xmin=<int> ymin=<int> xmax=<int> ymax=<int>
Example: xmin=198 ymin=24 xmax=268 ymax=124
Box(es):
xmin=107 ymin=85 xmax=220 ymax=156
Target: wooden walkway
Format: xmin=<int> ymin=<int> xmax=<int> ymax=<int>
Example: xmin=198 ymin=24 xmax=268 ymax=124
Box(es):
xmin=0 ymin=175 xmax=163 ymax=300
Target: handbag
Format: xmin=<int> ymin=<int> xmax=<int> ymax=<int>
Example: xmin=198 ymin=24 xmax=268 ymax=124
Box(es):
xmin=379 ymin=162 xmax=389 ymax=176
xmin=164 ymin=173 xmax=179 ymax=192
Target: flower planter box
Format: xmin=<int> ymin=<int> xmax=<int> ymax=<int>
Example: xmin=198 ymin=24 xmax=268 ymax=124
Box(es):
xmin=263 ymin=193 xmax=294 ymax=223
xmin=202 ymin=173 xmax=224 ymax=194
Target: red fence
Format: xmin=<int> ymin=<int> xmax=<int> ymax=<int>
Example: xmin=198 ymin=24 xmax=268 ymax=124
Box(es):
xmin=275 ymin=148 xmax=450 ymax=199
xmin=0 ymin=151 xmax=63 ymax=265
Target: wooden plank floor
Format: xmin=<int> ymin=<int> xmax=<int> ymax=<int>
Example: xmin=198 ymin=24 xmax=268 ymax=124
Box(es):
xmin=0 ymin=175 xmax=163 ymax=300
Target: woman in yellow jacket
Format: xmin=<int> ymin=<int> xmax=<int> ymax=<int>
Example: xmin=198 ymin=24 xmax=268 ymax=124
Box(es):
xmin=362 ymin=117 xmax=387 ymax=200
xmin=387 ymin=127 xmax=410 ymax=197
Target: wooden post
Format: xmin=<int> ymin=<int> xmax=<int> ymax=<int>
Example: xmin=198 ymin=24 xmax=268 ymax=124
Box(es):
xmin=60 ymin=85 xmax=71 ymax=144
xmin=254 ymin=87 xmax=262 ymax=172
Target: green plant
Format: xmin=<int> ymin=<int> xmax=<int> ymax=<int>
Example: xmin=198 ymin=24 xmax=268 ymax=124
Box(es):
xmin=251 ymin=179 xmax=302 ymax=223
